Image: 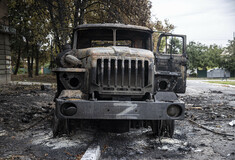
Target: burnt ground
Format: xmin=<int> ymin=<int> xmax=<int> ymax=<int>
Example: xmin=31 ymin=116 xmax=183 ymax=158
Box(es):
xmin=0 ymin=80 xmax=234 ymax=160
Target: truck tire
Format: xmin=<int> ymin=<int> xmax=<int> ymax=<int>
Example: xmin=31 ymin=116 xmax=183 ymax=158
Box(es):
xmin=52 ymin=113 xmax=70 ymax=137
xmin=151 ymin=120 xmax=175 ymax=138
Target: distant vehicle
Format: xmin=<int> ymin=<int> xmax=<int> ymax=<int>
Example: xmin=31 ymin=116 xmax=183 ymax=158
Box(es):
xmin=53 ymin=23 xmax=187 ymax=137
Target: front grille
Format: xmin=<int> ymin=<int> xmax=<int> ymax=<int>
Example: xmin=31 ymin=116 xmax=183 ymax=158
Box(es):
xmin=96 ymin=58 xmax=151 ymax=91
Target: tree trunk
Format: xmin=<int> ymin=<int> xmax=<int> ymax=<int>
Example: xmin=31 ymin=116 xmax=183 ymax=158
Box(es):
xmin=57 ymin=0 xmax=67 ymax=45
xmin=14 ymin=46 xmax=21 ymax=75
xmin=47 ymin=2 xmax=62 ymax=52
xmin=79 ymin=0 xmax=87 ymax=25
xmin=31 ymin=49 xmax=34 ymax=76
xmin=35 ymin=45 xmax=39 ymax=76
xmin=26 ymin=39 xmax=33 ymax=78
xmin=73 ymin=0 xmax=80 ymax=28
xmin=27 ymin=56 xmax=32 ymax=77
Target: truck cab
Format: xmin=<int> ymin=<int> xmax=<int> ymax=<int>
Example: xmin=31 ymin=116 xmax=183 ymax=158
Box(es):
xmin=53 ymin=24 xmax=186 ymax=137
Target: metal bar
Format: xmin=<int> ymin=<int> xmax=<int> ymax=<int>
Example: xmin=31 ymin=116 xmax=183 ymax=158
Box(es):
xmin=73 ymin=30 xmax=77 ymax=49
xmin=135 ymin=59 xmax=138 ymax=87
xmin=128 ymin=59 xmax=131 ymax=87
xmin=108 ymin=58 xmax=111 ymax=86
xmin=96 ymin=60 xmax=99 ymax=85
xmin=166 ymin=36 xmax=167 ymax=54
xmin=113 ymin=29 xmax=116 ymax=46
xmin=101 ymin=58 xmax=104 ymax=86
xmin=150 ymin=34 xmax=153 ymax=51
xmin=148 ymin=60 xmax=150 ymax=86
xmin=115 ymin=58 xmax=117 ymax=87
xmin=56 ymin=99 xmax=185 ymax=120
xmin=170 ymin=36 xmax=173 ymax=59
xmin=142 ymin=60 xmax=145 ymax=87
xmin=122 ymin=59 xmax=124 ymax=87
xmin=52 ymin=68 xmax=86 ymax=72
xmin=183 ymin=35 xmax=187 ymax=56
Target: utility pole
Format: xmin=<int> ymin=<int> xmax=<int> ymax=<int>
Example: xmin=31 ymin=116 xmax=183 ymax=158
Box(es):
xmin=50 ymin=38 xmax=53 ymax=69
xmin=233 ymin=32 xmax=235 ymax=54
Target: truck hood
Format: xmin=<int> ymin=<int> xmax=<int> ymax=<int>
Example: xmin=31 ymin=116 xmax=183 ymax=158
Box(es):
xmin=73 ymin=46 xmax=154 ymax=59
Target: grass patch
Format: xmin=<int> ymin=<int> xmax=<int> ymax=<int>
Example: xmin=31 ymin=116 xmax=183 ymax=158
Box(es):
xmin=206 ymin=81 xmax=235 ymax=86
xmin=188 ymin=77 xmax=235 ymax=80
xmin=188 ymin=77 xmax=208 ymax=80
xmin=11 ymin=74 xmax=56 ymax=83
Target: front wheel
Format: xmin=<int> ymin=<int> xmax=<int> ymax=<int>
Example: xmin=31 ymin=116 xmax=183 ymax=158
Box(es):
xmin=151 ymin=120 xmax=175 ymax=138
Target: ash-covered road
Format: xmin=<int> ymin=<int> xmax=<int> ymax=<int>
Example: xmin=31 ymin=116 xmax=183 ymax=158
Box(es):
xmin=0 ymin=80 xmax=234 ymax=160
xmin=186 ymin=80 xmax=235 ymax=95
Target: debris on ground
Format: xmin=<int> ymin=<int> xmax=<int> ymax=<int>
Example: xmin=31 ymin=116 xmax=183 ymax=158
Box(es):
xmin=228 ymin=120 xmax=235 ymax=127
xmin=0 ymin=80 xmax=234 ymax=160
xmin=41 ymin=85 xmax=52 ymax=91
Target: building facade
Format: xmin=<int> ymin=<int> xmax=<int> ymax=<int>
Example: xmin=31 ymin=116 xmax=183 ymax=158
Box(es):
xmin=0 ymin=0 xmax=15 ymax=84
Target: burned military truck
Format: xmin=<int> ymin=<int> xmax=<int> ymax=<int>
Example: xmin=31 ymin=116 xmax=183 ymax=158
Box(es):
xmin=53 ymin=24 xmax=187 ymax=137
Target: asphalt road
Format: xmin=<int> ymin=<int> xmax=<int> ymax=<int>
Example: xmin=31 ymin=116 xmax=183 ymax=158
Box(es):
xmin=186 ymin=80 xmax=235 ymax=95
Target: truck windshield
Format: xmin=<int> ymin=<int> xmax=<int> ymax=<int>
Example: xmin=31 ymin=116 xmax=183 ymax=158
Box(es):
xmin=76 ymin=28 xmax=152 ymax=50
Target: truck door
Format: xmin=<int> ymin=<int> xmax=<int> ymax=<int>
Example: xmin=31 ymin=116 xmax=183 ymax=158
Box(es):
xmin=155 ymin=33 xmax=187 ymax=93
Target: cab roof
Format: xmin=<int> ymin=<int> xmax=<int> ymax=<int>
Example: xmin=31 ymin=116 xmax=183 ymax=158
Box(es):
xmin=74 ymin=23 xmax=153 ymax=33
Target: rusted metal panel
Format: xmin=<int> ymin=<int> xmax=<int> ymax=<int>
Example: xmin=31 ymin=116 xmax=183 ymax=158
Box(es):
xmin=155 ymin=33 xmax=187 ymax=93
xmin=58 ymin=90 xmax=84 ymax=99
xmin=90 ymin=56 xmax=154 ymax=97
xmin=64 ymin=55 xmax=82 ymax=66
xmin=72 ymin=46 xmax=155 ymax=60
xmin=56 ymin=98 xmax=185 ymax=120
xmin=74 ymin=23 xmax=153 ymax=33
xmin=52 ymin=68 xmax=86 ymax=72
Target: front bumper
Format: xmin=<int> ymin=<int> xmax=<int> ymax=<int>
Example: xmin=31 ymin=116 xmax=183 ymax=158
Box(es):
xmin=55 ymin=98 xmax=185 ymax=120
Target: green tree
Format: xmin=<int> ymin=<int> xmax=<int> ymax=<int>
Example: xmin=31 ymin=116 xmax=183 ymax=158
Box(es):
xmin=150 ymin=19 xmax=175 ymax=51
xmin=8 ymin=0 xmax=50 ymax=77
xmin=187 ymin=41 xmax=224 ymax=71
xmin=220 ymin=39 xmax=235 ymax=71
xmin=169 ymin=37 xmax=182 ymax=54
xmin=207 ymin=44 xmax=223 ymax=68
xmin=41 ymin=0 xmax=153 ymax=50
xmin=8 ymin=0 xmax=156 ymax=77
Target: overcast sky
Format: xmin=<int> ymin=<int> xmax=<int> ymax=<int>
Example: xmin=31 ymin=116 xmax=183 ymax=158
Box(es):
xmin=151 ymin=0 xmax=235 ymax=47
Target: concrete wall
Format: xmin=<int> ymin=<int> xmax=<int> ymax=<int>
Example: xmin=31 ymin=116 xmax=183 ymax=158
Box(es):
xmin=0 ymin=0 xmax=11 ymax=84
xmin=0 ymin=33 xmax=11 ymax=84
xmin=0 ymin=0 xmax=8 ymax=25
xmin=207 ymin=68 xmax=230 ymax=78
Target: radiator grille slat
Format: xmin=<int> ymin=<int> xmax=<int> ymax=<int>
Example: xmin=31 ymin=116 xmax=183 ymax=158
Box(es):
xmin=142 ymin=60 xmax=145 ymax=88
xmin=128 ymin=59 xmax=131 ymax=87
xmin=115 ymin=59 xmax=117 ymax=86
xmin=101 ymin=58 xmax=104 ymax=86
xmin=121 ymin=59 xmax=124 ymax=87
xmin=108 ymin=58 xmax=111 ymax=86
xmin=135 ymin=60 xmax=138 ymax=87
xmin=96 ymin=58 xmax=149 ymax=90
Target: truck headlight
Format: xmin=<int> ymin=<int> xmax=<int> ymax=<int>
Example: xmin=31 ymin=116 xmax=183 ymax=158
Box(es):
xmin=61 ymin=103 xmax=77 ymax=116
xmin=167 ymin=104 xmax=182 ymax=117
